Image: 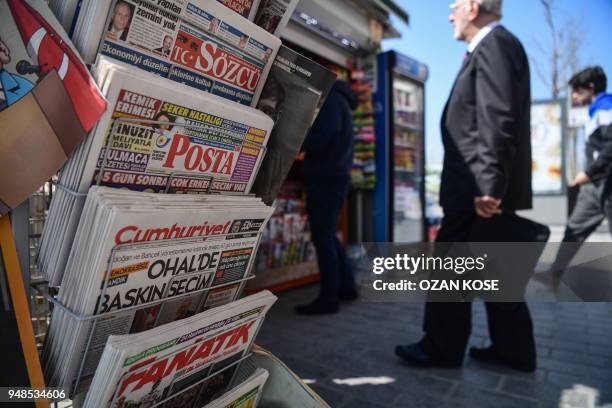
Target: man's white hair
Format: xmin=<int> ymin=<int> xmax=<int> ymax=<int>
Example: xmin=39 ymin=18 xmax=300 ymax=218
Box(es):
xmin=476 ymin=0 xmax=502 ymax=16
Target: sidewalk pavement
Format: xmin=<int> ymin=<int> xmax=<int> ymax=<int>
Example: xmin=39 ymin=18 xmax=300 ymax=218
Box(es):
xmin=256 ymin=284 xmax=612 ymax=408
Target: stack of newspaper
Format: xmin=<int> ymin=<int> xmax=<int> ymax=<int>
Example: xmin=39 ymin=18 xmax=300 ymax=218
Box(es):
xmin=205 ymin=368 xmax=269 ymax=408
xmin=81 ymin=290 xmax=276 ymax=407
xmin=68 ymin=0 xmax=281 ymax=107
xmin=43 ymin=186 xmax=273 ymax=393
xmin=39 ymin=57 xmax=274 ymax=285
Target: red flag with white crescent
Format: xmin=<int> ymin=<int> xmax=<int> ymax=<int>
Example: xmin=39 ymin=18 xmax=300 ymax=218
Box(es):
xmin=7 ymin=0 xmax=106 ymax=133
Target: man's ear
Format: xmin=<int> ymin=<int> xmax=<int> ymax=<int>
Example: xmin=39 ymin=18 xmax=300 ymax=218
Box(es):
xmin=468 ymin=1 xmax=480 ymax=21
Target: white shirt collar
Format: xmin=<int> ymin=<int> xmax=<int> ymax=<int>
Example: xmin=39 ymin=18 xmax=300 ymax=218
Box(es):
xmin=467 ymin=21 xmax=500 ymax=53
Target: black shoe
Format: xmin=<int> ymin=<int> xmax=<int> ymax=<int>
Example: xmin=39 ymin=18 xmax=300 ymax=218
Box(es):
xmin=295 ymin=300 xmax=339 ymax=315
xmin=394 ymin=343 xmax=438 ymax=367
xmin=395 ymin=343 xmax=463 ymax=368
xmin=469 ymin=346 xmax=535 ymax=373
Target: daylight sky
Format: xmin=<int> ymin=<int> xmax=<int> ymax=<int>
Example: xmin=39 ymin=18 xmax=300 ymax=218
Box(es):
xmin=383 ymin=0 xmax=612 ymax=166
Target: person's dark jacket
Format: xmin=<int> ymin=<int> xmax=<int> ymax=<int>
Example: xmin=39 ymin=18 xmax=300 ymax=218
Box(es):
xmin=584 ymin=92 xmax=612 ymax=183
xmin=440 ymin=25 xmax=532 ymax=211
xmin=302 ymin=80 xmax=357 ymax=182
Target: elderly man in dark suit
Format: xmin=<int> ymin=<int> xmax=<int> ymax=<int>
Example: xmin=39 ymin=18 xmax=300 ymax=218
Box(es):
xmin=395 ymin=0 xmax=537 ymax=372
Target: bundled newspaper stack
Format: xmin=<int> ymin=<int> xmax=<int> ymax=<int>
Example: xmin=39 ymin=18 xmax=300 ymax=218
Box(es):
xmin=39 ymin=57 xmax=274 ymax=285
xmin=81 ymin=290 xmax=276 ymax=408
xmin=43 ymin=186 xmax=273 ymax=393
xmin=66 ymin=0 xmax=281 ymax=107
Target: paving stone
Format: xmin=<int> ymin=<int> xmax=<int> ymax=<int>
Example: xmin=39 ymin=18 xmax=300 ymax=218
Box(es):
xmin=450 ymin=383 xmax=540 ymax=408
xmin=321 ymin=376 xmax=404 ymax=406
xmin=271 ymin=354 xmax=332 ymax=382
xmin=550 ymin=349 xmax=612 ymax=369
xmin=538 ymin=358 xmax=612 ymax=383
xmin=501 ymin=377 xmax=563 ymax=403
xmin=462 ymin=358 xmax=547 ymax=382
xmin=426 ymin=365 xmax=502 ymax=389
xmin=307 ymin=383 xmax=351 ymax=407
xmin=339 ymin=396 xmax=389 ymax=408
xmin=257 ymin=284 xmax=612 ymax=407
xmin=545 ymin=371 xmax=612 ymax=403
xmin=393 ymin=391 xmax=468 ymax=408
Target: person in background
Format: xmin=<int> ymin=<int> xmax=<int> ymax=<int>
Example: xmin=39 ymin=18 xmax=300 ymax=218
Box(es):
xmin=395 ymin=0 xmax=537 ymax=372
xmin=546 ymin=67 xmax=612 ymax=287
xmin=295 ymin=80 xmax=358 ymax=315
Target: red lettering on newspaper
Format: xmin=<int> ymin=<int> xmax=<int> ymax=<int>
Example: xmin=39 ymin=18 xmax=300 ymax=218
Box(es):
xmin=171 ymin=30 xmax=260 ymax=92
xmin=115 ymin=321 xmax=255 ymax=399
xmin=162 ymin=134 xmax=235 ymax=175
xmin=115 ymin=221 xmax=231 ymax=245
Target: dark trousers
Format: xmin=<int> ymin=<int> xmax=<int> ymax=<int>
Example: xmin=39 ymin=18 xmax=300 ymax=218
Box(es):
xmin=306 ymin=178 xmax=355 ymax=304
xmin=420 ymin=210 xmax=536 ymax=366
xmin=551 ymin=181 xmax=612 ymax=275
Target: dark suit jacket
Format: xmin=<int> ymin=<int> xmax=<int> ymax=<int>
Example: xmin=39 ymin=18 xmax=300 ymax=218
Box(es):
xmin=440 ymin=25 xmax=532 ymax=211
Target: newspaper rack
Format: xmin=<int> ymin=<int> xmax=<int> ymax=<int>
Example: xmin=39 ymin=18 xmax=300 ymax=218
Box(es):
xmin=44 ymin=115 xmax=269 ymax=397
xmin=242 ymin=347 xmax=331 ymax=408
xmin=46 ymin=230 xmax=261 ymax=396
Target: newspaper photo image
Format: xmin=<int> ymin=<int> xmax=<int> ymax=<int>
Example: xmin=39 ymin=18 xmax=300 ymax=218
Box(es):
xmin=74 ymin=0 xmax=281 ymax=106
xmin=254 ymin=0 xmax=298 ymax=36
xmin=82 ymin=290 xmax=276 ymax=408
xmin=216 ymin=0 xmax=262 ymax=20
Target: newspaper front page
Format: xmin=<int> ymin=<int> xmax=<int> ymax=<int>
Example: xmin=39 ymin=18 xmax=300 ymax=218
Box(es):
xmin=82 ymin=290 xmax=276 ymax=408
xmin=38 ymin=58 xmax=273 ymax=285
xmin=83 ymin=58 xmax=274 ymax=194
xmin=96 ymin=0 xmax=281 ymax=106
xmin=43 ymin=187 xmax=273 ymax=393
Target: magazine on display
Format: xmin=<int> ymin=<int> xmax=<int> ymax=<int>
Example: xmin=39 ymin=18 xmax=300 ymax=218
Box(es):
xmin=251 ymin=45 xmax=336 ymax=205
xmin=81 ymin=290 xmax=276 ymax=408
xmin=38 ymin=57 xmax=274 ymax=285
xmin=70 ymin=0 xmax=281 ymax=107
xmin=0 ymin=0 xmax=106 ymax=215
xmin=42 ymin=186 xmax=273 ymax=392
xmin=205 ymin=368 xmax=268 ymax=408
xmin=253 ymin=0 xmax=298 ymax=36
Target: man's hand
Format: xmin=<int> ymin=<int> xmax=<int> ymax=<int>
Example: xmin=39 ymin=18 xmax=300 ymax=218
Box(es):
xmin=570 ymin=171 xmax=590 ymax=187
xmin=474 ymin=196 xmax=502 ymax=218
